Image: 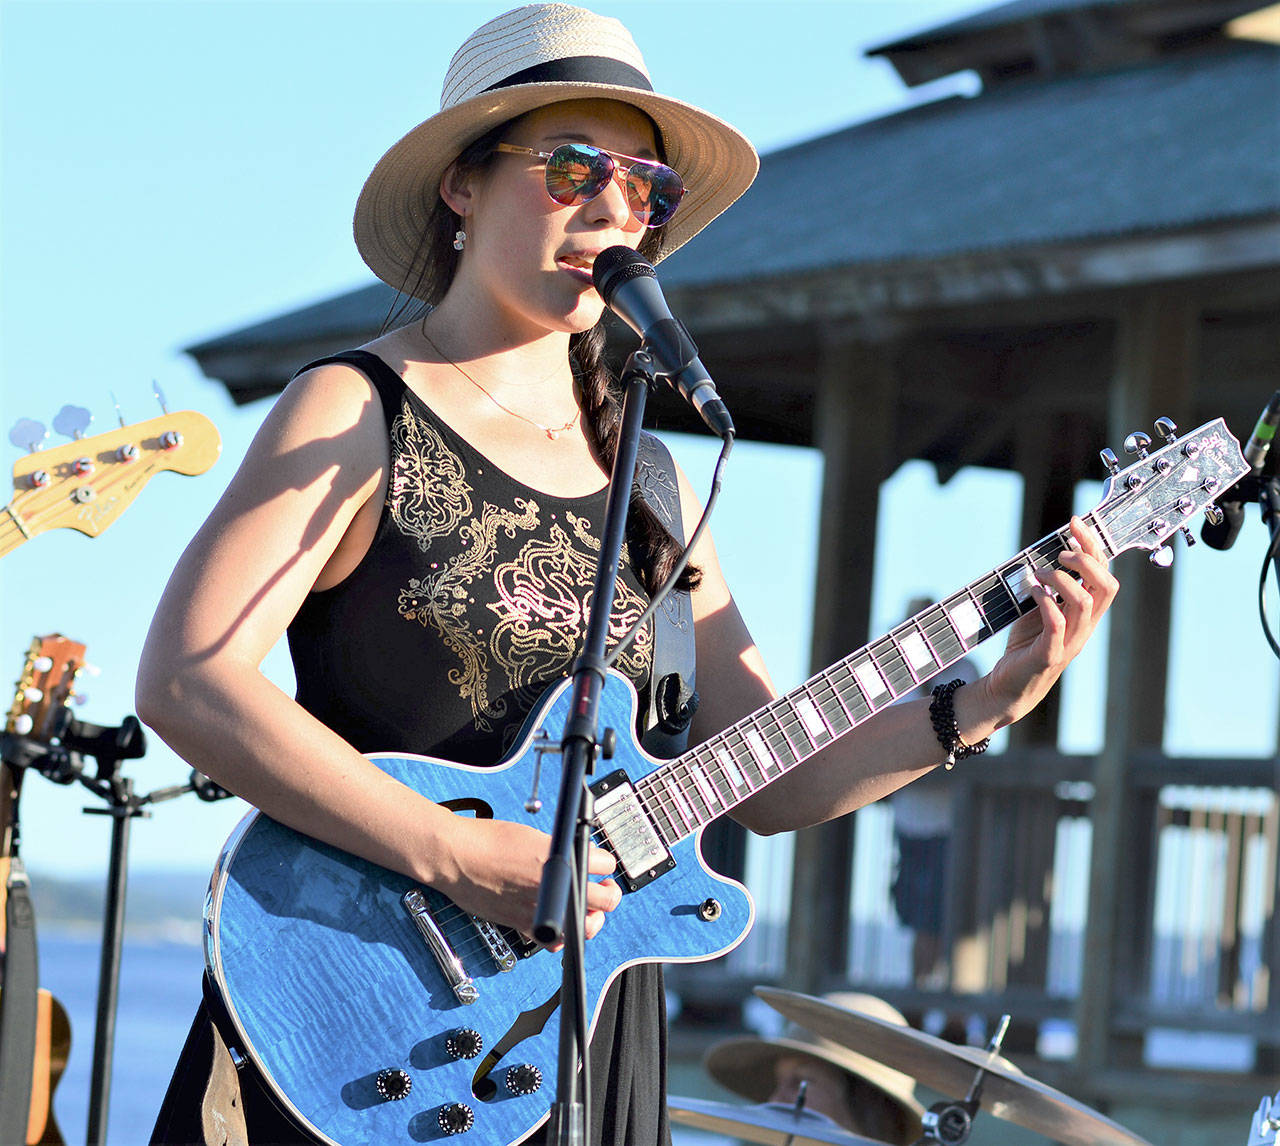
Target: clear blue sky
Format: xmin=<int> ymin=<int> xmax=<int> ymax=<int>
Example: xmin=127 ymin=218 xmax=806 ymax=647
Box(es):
xmin=2 ymin=0 xmax=1274 ymax=879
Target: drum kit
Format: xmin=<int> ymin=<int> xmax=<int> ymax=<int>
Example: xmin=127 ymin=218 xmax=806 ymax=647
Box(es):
xmin=668 ymin=987 xmax=1159 ymax=1146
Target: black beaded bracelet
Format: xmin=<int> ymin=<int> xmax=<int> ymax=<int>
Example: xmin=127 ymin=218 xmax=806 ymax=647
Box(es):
xmin=929 ymin=679 xmax=991 ymax=770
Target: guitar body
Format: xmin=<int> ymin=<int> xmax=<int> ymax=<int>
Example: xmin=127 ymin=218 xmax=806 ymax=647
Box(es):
xmin=206 ymin=671 xmax=753 ymax=1146
xmin=27 ymin=989 xmax=70 ymax=1146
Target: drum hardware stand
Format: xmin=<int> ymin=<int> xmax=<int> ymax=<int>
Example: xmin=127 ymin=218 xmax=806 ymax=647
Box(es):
xmin=914 ymin=1014 xmax=1011 ymax=1145
xmin=6 ymin=709 xmax=233 ymax=1146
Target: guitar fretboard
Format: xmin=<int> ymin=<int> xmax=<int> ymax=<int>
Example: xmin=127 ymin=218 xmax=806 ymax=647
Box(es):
xmin=634 ymin=514 xmax=1110 ymax=846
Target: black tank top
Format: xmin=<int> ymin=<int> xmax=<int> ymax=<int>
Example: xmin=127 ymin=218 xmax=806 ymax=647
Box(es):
xmin=287 ymin=350 xmax=654 ymax=763
xmin=285 ymin=350 xmax=672 ymax=1146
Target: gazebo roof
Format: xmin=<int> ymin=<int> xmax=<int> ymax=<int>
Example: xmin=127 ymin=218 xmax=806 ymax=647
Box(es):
xmin=657 ymin=39 xmax=1280 ymax=291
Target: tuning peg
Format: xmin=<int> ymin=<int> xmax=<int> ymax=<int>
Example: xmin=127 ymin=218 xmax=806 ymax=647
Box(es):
xmin=52 ymin=404 xmax=93 ymax=440
xmin=11 ymin=714 xmax=33 ymax=736
xmin=1154 ymin=416 xmax=1178 ymax=442
xmin=8 ymin=418 xmax=48 ymax=453
xmin=23 ymin=686 xmax=43 ymax=703
xmin=1149 ymin=545 xmax=1174 ymax=568
xmin=1179 ymin=526 xmax=1196 ymax=548
xmin=1204 ymin=505 xmax=1225 ymax=527
xmin=32 ymin=655 xmax=54 ymax=673
xmin=1124 ymin=431 xmax=1152 ymax=459
xmin=1099 ymin=448 xmax=1120 ymax=476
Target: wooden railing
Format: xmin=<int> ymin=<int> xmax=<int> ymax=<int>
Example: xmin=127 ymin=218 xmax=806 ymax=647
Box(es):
xmin=666 ymin=749 xmax=1280 ymax=1101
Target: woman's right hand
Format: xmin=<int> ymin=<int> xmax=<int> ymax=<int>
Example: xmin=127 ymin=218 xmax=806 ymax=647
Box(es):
xmin=434 ymin=816 xmax=622 ymax=943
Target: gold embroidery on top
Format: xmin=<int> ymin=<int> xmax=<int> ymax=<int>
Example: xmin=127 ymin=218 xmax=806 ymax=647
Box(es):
xmin=387 ymin=401 xmax=472 ymax=551
xmin=487 ymin=519 xmax=652 ymax=736
xmin=398 ymin=498 xmax=541 ymax=731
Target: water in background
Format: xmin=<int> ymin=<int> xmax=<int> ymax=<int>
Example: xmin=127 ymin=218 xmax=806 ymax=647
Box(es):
xmin=40 ymin=932 xmax=205 ymax=1144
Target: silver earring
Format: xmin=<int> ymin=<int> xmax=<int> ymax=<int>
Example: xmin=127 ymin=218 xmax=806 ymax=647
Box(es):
xmin=453 ymin=229 xmax=467 ymax=251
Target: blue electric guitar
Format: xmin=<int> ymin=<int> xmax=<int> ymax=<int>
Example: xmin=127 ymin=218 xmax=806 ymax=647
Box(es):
xmin=204 ymin=417 xmax=1246 ymax=1146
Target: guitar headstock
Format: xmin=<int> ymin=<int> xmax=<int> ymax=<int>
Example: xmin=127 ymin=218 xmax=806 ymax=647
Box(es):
xmin=5 ymin=635 xmax=88 ymax=745
xmin=1093 ymin=417 xmax=1248 ymax=566
xmin=6 ymin=409 xmax=220 ymax=544
xmin=1248 ymin=1090 xmax=1280 ymax=1146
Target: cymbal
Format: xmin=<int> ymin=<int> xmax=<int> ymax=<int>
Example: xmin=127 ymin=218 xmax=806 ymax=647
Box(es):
xmin=755 ymin=988 xmax=1153 ymax=1146
xmin=668 ymin=1096 xmax=887 ymax=1146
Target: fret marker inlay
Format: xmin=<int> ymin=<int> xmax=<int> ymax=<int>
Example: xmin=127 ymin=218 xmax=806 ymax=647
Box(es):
xmin=797 ymin=697 xmax=827 ymax=740
xmin=746 ymin=728 xmax=776 ymax=772
xmin=901 ymin=631 xmax=933 ymax=672
xmin=670 ymin=783 xmax=695 ymax=823
xmin=691 ymin=766 xmax=719 ymax=810
xmin=717 ymin=747 xmax=747 ymax=789
xmin=949 ymin=600 xmax=982 ymax=640
xmin=855 ymin=661 xmax=888 ymax=700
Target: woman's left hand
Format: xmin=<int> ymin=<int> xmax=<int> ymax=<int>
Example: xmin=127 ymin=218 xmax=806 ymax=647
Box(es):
xmin=973 ymin=515 xmax=1120 ymax=731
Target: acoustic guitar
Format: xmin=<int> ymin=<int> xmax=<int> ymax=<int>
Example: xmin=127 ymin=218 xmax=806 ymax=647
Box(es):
xmin=2 ymin=635 xmax=84 ymax=1144
xmin=205 ymin=417 xmax=1247 ymax=1146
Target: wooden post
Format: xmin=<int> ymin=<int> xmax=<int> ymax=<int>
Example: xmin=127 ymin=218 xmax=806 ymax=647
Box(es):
xmin=1074 ymin=289 xmax=1196 ymax=1082
xmin=784 ymin=332 xmax=896 ymax=994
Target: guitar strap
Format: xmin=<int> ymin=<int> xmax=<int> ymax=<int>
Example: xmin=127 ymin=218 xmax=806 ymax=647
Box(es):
xmin=633 ymin=432 xmax=698 ymax=761
xmin=0 ymin=854 xmax=39 ymax=1145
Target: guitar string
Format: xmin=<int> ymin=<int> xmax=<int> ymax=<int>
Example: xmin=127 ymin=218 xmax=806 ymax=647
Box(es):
xmin=6 ymin=455 xmax=169 ymax=536
xmin=634 ymin=524 xmax=1090 ymax=840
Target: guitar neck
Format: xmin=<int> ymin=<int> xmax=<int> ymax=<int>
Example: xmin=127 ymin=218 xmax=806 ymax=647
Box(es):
xmin=639 ymin=512 xmax=1112 ymax=844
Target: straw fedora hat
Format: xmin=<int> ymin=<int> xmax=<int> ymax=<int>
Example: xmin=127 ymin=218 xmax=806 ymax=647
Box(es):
xmin=704 ymin=993 xmax=924 ymax=1143
xmin=353 ymin=3 xmax=759 ymax=298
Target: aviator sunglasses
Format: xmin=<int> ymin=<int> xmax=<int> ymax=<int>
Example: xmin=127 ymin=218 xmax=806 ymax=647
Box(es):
xmin=493 ymin=142 xmax=686 ymax=228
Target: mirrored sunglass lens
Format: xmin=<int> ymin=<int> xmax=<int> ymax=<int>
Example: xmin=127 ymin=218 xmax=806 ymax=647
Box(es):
xmin=544 ymin=144 xmax=612 ymax=205
xmin=626 ymin=161 xmax=684 ymax=227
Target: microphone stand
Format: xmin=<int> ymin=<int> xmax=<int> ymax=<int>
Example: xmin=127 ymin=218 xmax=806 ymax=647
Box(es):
xmin=535 ymin=346 xmax=659 ymax=1146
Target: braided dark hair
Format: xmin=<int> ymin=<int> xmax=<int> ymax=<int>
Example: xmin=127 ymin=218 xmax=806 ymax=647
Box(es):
xmin=380 ymin=114 xmax=699 ymax=597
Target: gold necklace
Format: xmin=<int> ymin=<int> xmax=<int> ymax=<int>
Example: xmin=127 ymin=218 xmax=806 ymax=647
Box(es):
xmin=419 ymin=326 xmax=580 ymax=441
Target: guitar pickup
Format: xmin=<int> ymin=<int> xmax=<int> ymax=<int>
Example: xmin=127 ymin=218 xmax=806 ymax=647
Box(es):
xmin=590 ymin=770 xmax=674 ymax=892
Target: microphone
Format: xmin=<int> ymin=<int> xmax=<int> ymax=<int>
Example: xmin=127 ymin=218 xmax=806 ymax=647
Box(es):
xmin=1201 ymin=390 xmax=1280 ymax=550
xmin=592 ymin=246 xmax=735 ymax=438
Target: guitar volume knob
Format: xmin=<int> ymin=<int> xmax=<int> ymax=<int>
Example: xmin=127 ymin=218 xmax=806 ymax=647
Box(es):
xmin=375 ymin=1067 xmax=412 ymax=1101
xmin=445 ymin=1028 xmax=483 ymax=1059
xmin=438 ymin=1102 xmax=475 ymax=1135
xmin=505 ymin=1063 xmax=543 ymax=1095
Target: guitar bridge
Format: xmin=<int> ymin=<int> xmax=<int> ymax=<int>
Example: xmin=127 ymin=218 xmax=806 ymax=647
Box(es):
xmin=590 ymin=770 xmax=674 ymax=892
xmin=401 ymin=889 xmax=478 ymax=1005
xmin=470 ymin=914 xmax=517 ymax=972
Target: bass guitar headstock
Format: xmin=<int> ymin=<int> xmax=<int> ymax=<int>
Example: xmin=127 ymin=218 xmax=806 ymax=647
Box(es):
xmin=4 ymin=407 xmax=220 ymax=553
